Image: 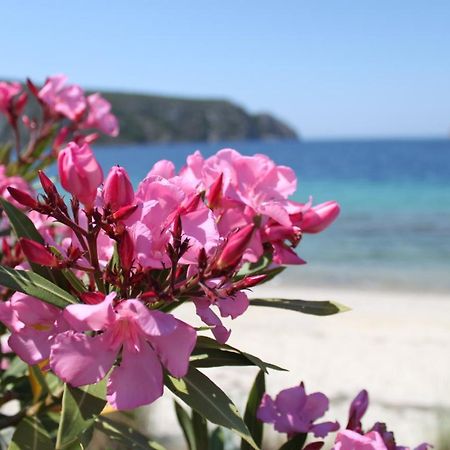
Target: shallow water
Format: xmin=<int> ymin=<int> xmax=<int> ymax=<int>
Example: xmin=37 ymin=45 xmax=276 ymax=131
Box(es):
xmin=92 ymin=138 xmax=450 ymax=293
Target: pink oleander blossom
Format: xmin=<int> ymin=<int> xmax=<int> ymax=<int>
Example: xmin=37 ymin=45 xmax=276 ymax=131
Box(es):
xmin=82 ymin=93 xmax=119 ymax=137
xmin=0 ymin=293 xmax=65 ymax=365
xmin=49 ymin=293 xmax=197 ymax=410
xmin=194 ymin=289 xmax=249 ymax=343
xmin=38 ymin=74 xmax=87 ymax=121
xmin=0 ymin=165 xmax=34 ymax=208
xmin=334 ymin=430 xmax=388 ymax=450
xmin=257 ymin=382 xmax=339 ymax=438
xmin=0 ymin=81 xmax=22 ymax=114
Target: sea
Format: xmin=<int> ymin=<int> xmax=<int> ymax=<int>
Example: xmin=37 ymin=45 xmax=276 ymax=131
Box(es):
xmin=92 ymin=139 xmax=450 ymax=294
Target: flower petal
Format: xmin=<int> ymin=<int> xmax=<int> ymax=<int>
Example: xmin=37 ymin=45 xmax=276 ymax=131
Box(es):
xmin=107 ymin=340 xmax=163 ymax=410
xmin=8 ymin=328 xmax=53 ymax=365
xmin=63 ymin=293 xmax=116 ymax=332
xmin=257 ymin=393 xmax=278 ymax=424
xmin=50 ymin=331 xmax=116 ymax=386
xmin=151 ymin=319 xmax=196 ymax=378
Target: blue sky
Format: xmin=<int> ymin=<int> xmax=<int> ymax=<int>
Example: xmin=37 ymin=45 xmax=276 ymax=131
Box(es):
xmin=2 ymin=1 xmax=450 ymax=138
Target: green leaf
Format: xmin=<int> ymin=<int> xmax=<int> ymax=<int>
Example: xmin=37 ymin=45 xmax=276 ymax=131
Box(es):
xmin=191 ymin=336 xmax=286 ymax=372
xmin=174 ymin=401 xmax=196 ymax=450
xmin=241 ymin=370 xmax=265 ymax=450
xmin=278 ymin=433 xmax=307 ymax=450
xmin=0 ymin=265 xmax=77 ymax=308
xmin=165 ymin=367 xmax=259 ymax=449
xmin=249 ymin=298 xmax=350 ymax=316
xmin=210 ymin=427 xmax=225 ymax=450
xmin=0 ymin=199 xmax=69 ymax=288
xmin=192 ymin=409 xmax=208 ymax=450
xmin=95 ymin=416 xmax=167 ymax=450
xmin=8 ymin=416 xmax=54 ymax=450
xmin=55 ymin=381 xmax=107 ymax=450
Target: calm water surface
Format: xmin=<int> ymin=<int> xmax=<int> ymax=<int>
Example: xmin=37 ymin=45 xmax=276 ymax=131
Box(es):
xmin=91 ymin=139 xmax=450 ymax=293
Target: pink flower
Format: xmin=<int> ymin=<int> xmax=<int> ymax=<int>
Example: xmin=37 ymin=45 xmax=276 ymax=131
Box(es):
xmin=257 ymin=382 xmax=339 ymax=438
xmin=0 ymin=293 xmax=65 ymax=365
xmin=58 ymin=142 xmax=103 ymax=206
xmin=194 ymin=290 xmax=249 ymax=343
xmin=103 ymin=166 xmax=134 ymax=211
xmin=0 ymin=81 xmax=22 ymax=114
xmin=298 ymin=201 xmax=340 ymax=234
xmin=49 ymin=294 xmax=196 ymax=410
xmin=82 ymin=93 xmax=119 ymax=137
xmin=129 ymin=175 xmax=218 ymax=268
xmin=0 ymin=165 xmax=34 ymax=208
xmin=334 ymin=430 xmax=388 ymax=450
xmin=38 ymin=74 xmax=87 ymax=121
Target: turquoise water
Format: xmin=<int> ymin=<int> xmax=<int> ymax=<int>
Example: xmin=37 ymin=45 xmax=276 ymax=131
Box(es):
xmin=92 ymin=139 xmax=450 ymax=293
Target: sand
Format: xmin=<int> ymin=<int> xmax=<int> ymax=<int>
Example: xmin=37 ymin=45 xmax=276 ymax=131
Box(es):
xmin=140 ymin=282 xmax=450 ymax=448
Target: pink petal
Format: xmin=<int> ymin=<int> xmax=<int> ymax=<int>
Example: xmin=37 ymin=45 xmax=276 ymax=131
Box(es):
xmin=107 ymin=340 xmax=163 ymax=410
xmin=275 ymin=384 xmax=307 ymax=414
xmin=311 ymin=421 xmax=340 ymax=438
xmin=50 ymin=331 xmax=116 ymax=386
xmin=147 ymin=160 xmax=176 ymax=179
xmin=63 ymin=293 xmax=116 ymax=331
xmin=303 ymin=392 xmax=330 ymax=421
xmin=217 ymin=291 xmax=249 ymax=319
xmin=151 ymin=319 xmax=196 ymax=378
xmin=116 ymin=300 xmax=178 ymax=336
xmin=11 ymin=293 xmax=59 ymax=326
xmin=257 ymin=393 xmax=278 ymax=424
xmin=0 ymin=301 xmax=22 ymax=332
xmin=8 ymin=328 xmax=53 ymax=365
xmin=194 ymin=299 xmax=231 ymax=343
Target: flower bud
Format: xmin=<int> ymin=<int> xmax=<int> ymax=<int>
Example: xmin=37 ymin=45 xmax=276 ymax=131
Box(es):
xmin=118 ymin=230 xmax=134 ymax=271
xmin=58 ymin=142 xmax=103 ymax=206
xmin=216 ymin=224 xmax=255 ymax=270
xmin=300 ymin=201 xmax=340 ymax=234
xmin=347 ymin=389 xmax=369 ymax=432
xmin=6 ymin=187 xmax=38 ymax=209
xmin=112 ymin=204 xmax=138 ymax=221
xmin=19 ymin=238 xmax=59 ymax=267
xmin=80 ymin=292 xmax=105 ymax=305
xmin=103 ymin=166 xmax=134 ymax=211
xmin=38 ymin=171 xmax=59 ymax=201
xmin=234 ymin=274 xmax=268 ymax=290
xmin=206 ymin=173 xmax=223 ymax=208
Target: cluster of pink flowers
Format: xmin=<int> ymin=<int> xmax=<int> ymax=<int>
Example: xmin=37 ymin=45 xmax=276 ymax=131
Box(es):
xmin=258 ymin=385 xmax=431 ymax=450
xmin=0 ymin=75 xmax=118 ymax=165
xmin=1 ymin=141 xmax=339 ymax=410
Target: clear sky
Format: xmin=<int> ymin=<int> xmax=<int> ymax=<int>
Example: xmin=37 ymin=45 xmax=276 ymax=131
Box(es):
xmin=2 ymin=0 xmax=450 ymax=139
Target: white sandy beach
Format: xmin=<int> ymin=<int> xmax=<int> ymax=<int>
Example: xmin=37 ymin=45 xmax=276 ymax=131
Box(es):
xmin=140 ymin=282 xmax=450 ymax=449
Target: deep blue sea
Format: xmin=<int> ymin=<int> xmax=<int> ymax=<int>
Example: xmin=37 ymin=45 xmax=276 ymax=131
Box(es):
xmin=92 ymin=139 xmax=450 ymax=293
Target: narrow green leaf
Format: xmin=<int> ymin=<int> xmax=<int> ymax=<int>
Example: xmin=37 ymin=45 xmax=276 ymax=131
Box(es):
xmin=250 ymin=298 xmax=350 ymax=316
xmin=165 ymin=367 xmax=259 ymax=449
xmin=55 ymin=381 xmax=107 ymax=450
xmin=0 ymin=265 xmax=76 ymax=308
xmin=278 ymin=433 xmax=307 ymax=450
xmin=95 ymin=416 xmax=167 ymax=450
xmin=8 ymin=416 xmax=54 ymax=450
xmin=174 ymin=401 xmax=196 ymax=450
xmin=192 ymin=410 xmax=208 ymax=450
xmin=191 ymin=336 xmax=286 ymax=372
xmin=241 ymin=370 xmax=265 ymax=450
xmin=0 ymin=199 xmax=71 ymax=289
xmin=210 ymin=427 xmax=225 ymax=450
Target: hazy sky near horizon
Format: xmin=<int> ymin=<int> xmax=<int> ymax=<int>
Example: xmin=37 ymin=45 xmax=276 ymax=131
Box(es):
xmin=2 ymin=1 xmax=450 ymax=139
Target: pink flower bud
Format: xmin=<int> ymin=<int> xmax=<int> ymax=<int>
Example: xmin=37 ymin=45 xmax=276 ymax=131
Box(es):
xmin=206 ymin=173 xmax=223 ymax=208
xmin=118 ymin=230 xmax=134 ymax=271
xmin=58 ymin=142 xmax=103 ymax=206
xmin=112 ymin=204 xmax=138 ymax=221
xmin=19 ymin=238 xmax=59 ymax=267
xmin=300 ymin=201 xmax=340 ymax=234
xmin=0 ymin=81 xmax=21 ymax=114
xmin=80 ymin=292 xmax=105 ymax=305
xmin=38 ymin=171 xmax=59 ymax=200
xmin=235 ymin=274 xmax=268 ymax=290
xmin=216 ymin=224 xmax=255 ymax=270
xmin=347 ymin=390 xmax=369 ymax=432
xmin=103 ymin=166 xmax=134 ymax=211
xmin=6 ymin=187 xmax=38 ymax=209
